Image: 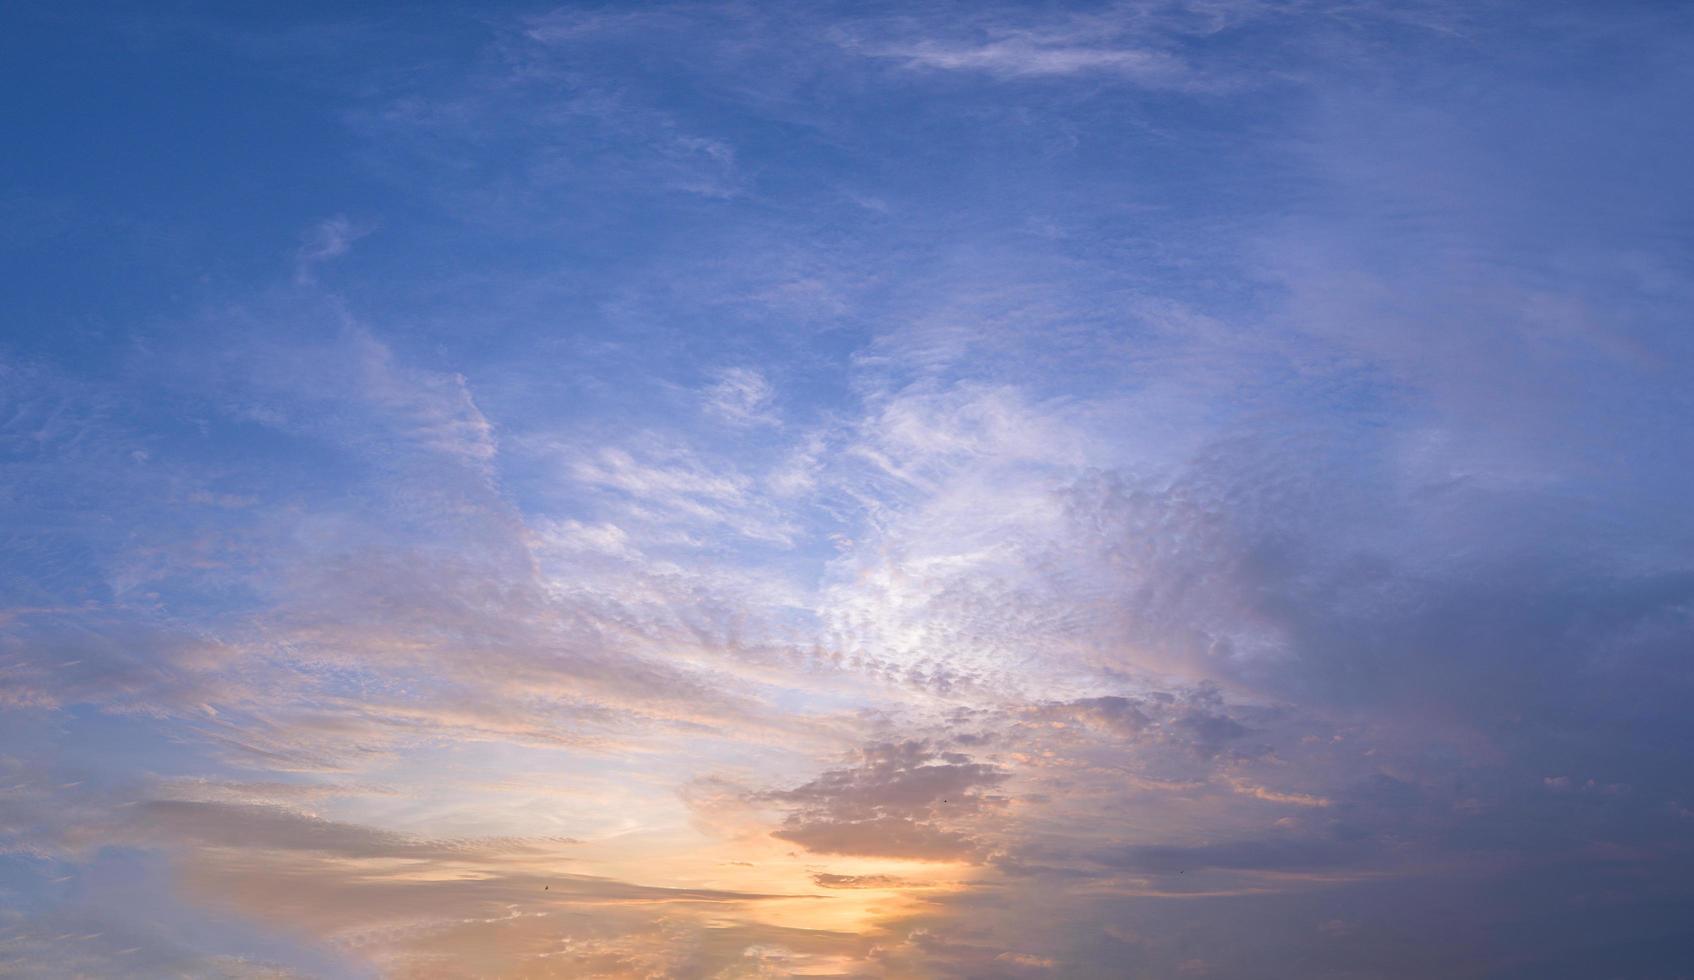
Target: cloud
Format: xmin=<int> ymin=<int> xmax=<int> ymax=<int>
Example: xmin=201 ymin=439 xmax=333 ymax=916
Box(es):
xmin=1100 ymin=838 xmax=1366 ymax=876
xmin=703 ymin=366 xmax=780 ymax=427
xmin=1 ymin=771 xmax=837 ymax=977
xmin=880 ymin=38 xmax=1190 ymax=81
xmin=128 ymin=800 xmax=554 ymax=861
xmin=293 ymin=215 xmax=369 ymax=282
xmin=810 ymin=872 xmax=910 ymax=889
xmin=566 ymin=442 xmax=800 ymax=545
xmin=758 ymin=741 xmax=1007 ymax=861
xmin=774 ymin=816 xmax=982 ymax=862
xmin=1224 ymin=777 xmax=1331 ymax=808
xmin=1031 ymin=687 xmax=1254 ymax=759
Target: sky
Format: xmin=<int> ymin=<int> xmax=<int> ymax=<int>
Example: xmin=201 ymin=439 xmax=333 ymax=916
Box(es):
xmin=3 ymin=1 xmax=1694 ymax=977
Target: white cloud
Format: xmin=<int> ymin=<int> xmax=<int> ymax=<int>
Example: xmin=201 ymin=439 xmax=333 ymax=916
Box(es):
xmin=702 ymin=366 xmax=780 ymax=427
xmin=293 ymin=215 xmax=370 ymax=282
xmin=881 ymin=39 xmax=1191 ymax=83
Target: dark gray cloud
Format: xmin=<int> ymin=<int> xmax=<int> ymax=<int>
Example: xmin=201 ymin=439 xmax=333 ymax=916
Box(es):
xmin=759 ymin=740 xmax=1008 ymax=861
xmin=1033 ymin=686 xmax=1254 ymax=758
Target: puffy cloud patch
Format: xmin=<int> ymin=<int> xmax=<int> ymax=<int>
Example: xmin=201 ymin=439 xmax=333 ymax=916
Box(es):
xmin=758 ymin=741 xmax=1008 ymax=862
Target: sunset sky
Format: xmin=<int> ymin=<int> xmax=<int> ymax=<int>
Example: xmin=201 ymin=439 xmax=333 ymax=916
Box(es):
xmin=4 ymin=2 xmax=1694 ymax=977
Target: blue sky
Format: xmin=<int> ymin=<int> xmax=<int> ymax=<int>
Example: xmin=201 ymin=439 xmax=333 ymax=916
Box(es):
xmin=5 ymin=1 xmax=1694 ymax=976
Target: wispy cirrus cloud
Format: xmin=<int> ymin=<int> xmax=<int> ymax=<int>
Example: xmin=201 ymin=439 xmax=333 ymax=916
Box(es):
xmin=292 ymin=215 xmax=370 ymax=283
xmin=876 ymin=38 xmax=1192 ymax=82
